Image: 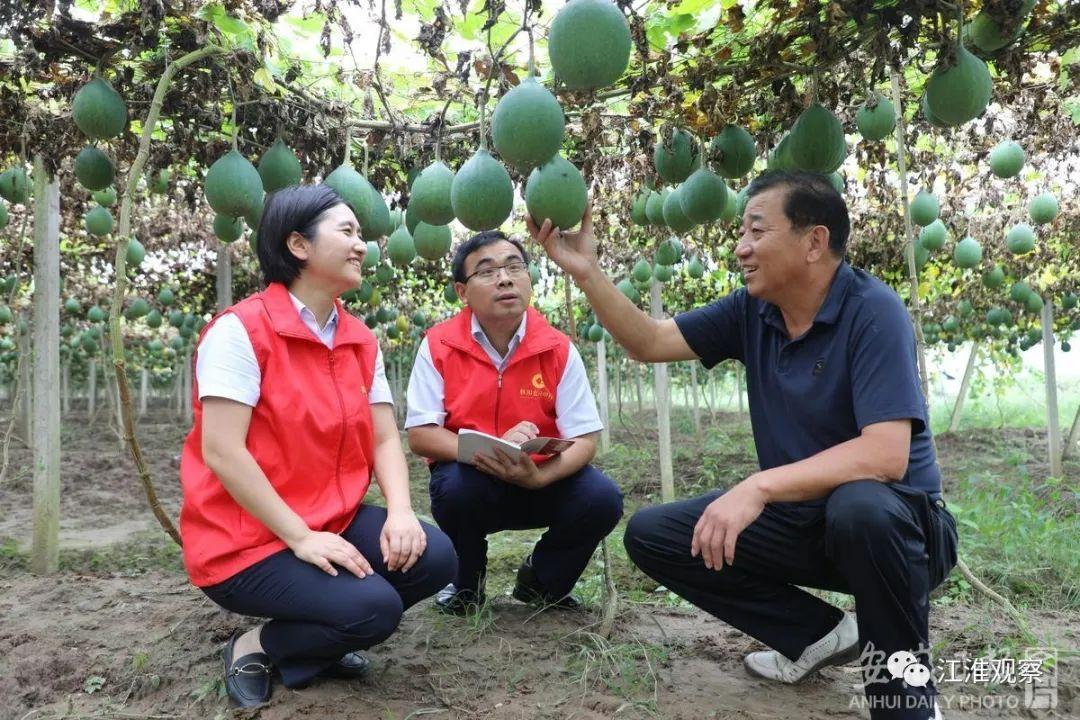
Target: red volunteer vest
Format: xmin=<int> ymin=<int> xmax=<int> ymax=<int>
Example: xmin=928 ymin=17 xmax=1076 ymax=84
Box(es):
xmin=179 ymin=282 xmax=378 ymax=587
xmin=425 ymin=307 xmax=570 ymax=453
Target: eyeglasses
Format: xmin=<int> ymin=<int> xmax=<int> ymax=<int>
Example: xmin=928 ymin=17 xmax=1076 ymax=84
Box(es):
xmin=463 ymin=260 xmax=529 ymax=284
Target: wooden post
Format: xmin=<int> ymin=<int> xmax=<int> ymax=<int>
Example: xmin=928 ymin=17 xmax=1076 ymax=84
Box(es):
xmin=216 ymin=242 xmax=232 ymax=313
xmin=596 ymin=339 xmax=610 ymax=454
xmin=736 ymin=363 xmax=744 ymax=413
xmin=61 ymin=361 xmax=70 ymax=416
xmin=650 ymin=282 xmax=674 ymax=502
xmin=113 ymin=357 xmax=124 ymax=450
xmin=690 ymin=361 xmax=701 ymax=434
xmin=635 ymin=363 xmax=643 ymax=414
xmin=183 ymin=349 xmax=193 ymax=424
xmin=1042 ymin=300 xmax=1063 ymax=477
xmin=393 ymin=355 xmax=404 ymax=425
xmin=30 ymin=154 xmax=61 ymax=575
xmin=701 ymin=367 xmax=712 ymax=415
xmin=399 ymin=356 xmax=407 ymax=425
xmin=88 ymin=358 xmax=97 ymax=419
xmin=948 ymin=341 xmax=979 ymax=433
xmin=174 ymin=358 xmax=182 ymax=415
xmin=139 ymin=367 xmax=149 ymax=417
xmin=708 ymin=369 xmax=717 ymax=417
xmin=613 ymin=351 xmax=622 ymax=418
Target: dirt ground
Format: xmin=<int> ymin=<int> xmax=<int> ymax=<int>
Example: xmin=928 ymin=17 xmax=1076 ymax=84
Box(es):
xmin=0 ymin=409 xmax=1076 ymax=720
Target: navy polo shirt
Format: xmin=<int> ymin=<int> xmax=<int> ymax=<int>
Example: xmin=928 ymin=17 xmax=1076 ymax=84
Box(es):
xmin=674 ymin=262 xmax=941 ymax=501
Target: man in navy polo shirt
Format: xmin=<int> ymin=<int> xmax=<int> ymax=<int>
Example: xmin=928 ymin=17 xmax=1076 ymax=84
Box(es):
xmin=527 ymin=171 xmax=958 ymax=720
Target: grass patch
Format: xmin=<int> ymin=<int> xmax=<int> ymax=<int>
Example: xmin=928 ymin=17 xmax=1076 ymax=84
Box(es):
xmin=941 ymin=471 xmax=1079 ymax=609
xmin=59 ymin=532 xmax=185 ymax=575
xmin=562 ymin=630 xmax=668 ymax=715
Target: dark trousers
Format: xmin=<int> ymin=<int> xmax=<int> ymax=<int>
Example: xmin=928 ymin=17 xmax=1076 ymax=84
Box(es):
xmin=202 ymin=504 xmax=456 ymax=688
xmin=429 ymin=461 xmax=623 ymax=598
xmin=624 ymin=480 xmax=958 ymax=720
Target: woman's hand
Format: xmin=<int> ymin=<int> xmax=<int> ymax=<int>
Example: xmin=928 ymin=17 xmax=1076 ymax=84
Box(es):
xmin=290 ymin=531 xmax=374 ymax=578
xmin=380 ymin=509 xmax=427 ymax=572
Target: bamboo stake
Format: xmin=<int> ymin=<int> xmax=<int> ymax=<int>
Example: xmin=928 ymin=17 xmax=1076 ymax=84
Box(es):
xmin=650 ymin=282 xmax=674 ymax=502
xmin=613 ymin=351 xmax=622 ymax=419
xmin=635 ymin=363 xmax=643 ymax=413
xmin=735 ymin=363 xmax=744 ymax=413
xmin=88 ymin=358 xmax=97 ymax=421
xmin=139 ymin=368 xmax=149 ymax=418
xmin=61 ymin=361 xmax=70 ymax=416
xmin=690 ymin=362 xmax=701 ymax=434
xmin=1042 ymin=299 xmax=1063 ymax=477
xmin=183 ymin=349 xmax=193 ymax=425
xmin=596 ymin=340 xmax=610 ymax=454
xmin=216 ymin=242 xmax=233 ymax=312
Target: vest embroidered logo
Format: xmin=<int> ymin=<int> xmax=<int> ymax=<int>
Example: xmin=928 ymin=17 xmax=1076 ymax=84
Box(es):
xmin=522 ymin=373 xmax=553 ymax=400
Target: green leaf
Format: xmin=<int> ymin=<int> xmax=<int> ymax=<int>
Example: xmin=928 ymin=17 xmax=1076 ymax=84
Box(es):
xmin=283 ymin=12 xmax=325 ymax=36
xmin=253 ymin=67 xmax=279 ymax=94
xmin=84 ymin=675 xmax=106 ymax=694
xmin=214 ymin=14 xmax=249 ymax=37
xmin=194 ymin=2 xmax=226 ymax=24
xmin=196 ymin=2 xmax=256 ymax=50
xmin=674 ymin=0 xmax=714 ymax=12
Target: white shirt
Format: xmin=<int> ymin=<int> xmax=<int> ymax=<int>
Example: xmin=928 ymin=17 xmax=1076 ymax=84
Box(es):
xmin=404 ymin=312 xmax=603 ymax=438
xmin=195 ymin=291 xmax=393 ymax=407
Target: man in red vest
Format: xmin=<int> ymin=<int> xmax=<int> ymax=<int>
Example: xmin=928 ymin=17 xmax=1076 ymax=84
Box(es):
xmin=406 ymin=231 xmax=623 ymax=615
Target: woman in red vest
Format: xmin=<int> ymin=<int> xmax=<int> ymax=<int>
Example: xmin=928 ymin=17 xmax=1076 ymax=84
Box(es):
xmin=179 ymin=184 xmax=455 ymax=707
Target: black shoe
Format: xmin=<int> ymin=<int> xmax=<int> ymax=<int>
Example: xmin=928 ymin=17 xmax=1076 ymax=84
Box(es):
xmin=223 ymin=631 xmax=273 ymax=708
xmin=511 ymin=555 xmax=582 ymax=611
xmin=434 ymin=583 xmax=486 ymax=616
xmin=319 ymin=651 xmax=372 ymax=680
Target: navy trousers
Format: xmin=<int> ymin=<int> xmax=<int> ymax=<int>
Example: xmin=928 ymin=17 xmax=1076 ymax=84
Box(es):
xmin=202 ymin=503 xmax=456 ymax=688
xmin=624 ymin=480 xmax=958 ymax=720
xmin=429 ymin=461 xmax=623 ymax=598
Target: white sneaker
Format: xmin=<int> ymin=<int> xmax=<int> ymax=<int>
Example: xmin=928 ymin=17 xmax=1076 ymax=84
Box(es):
xmin=744 ymin=612 xmax=860 ymax=684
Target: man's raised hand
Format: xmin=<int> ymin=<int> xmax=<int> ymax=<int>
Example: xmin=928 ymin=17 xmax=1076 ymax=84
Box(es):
xmin=525 ymin=201 xmax=599 ymax=281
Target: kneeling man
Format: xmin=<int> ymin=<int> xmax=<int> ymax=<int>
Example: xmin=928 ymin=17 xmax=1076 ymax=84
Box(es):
xmin=406 ymin=230 xmax=623 ymax=615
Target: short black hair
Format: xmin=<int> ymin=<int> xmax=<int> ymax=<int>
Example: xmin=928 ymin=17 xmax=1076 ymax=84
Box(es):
xmin=256 ymin=184 xmax=346 ymax=285
xmin=450 ymin=230 xmax=531 ymax=283
xmin=746 ymin=171 xmax=850 ymax=256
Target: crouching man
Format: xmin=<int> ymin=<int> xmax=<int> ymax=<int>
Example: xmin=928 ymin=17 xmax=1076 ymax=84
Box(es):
xmin=406 ymin=230 xmax=623 ymax=615
xmin=528 ymin=172 xmax=958 ymax=720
